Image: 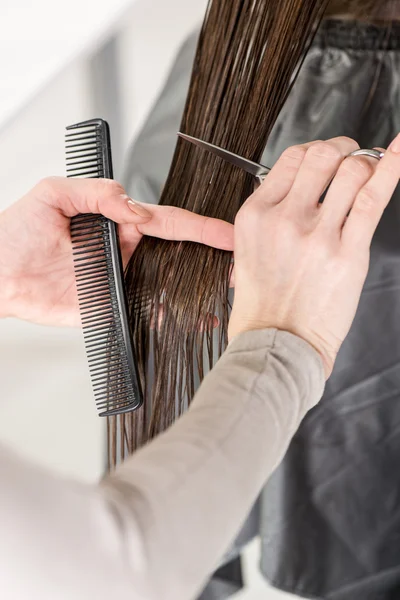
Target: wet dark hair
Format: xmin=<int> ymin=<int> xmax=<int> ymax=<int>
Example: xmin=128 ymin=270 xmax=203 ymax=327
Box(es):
xmin=108 ymin=0 xmax=396 ymax=468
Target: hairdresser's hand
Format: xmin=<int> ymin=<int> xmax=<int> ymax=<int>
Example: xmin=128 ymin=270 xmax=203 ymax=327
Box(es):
xmin=229 ymin=135 xmax=400 ymax=377
xmin=0 ymin=177 xmax=234 ymax=326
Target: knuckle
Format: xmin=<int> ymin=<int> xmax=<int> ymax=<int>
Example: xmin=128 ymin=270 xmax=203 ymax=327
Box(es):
xmin=356 ymin=186 xmax=377 ymax=212
xmin=307 ymin=141 xmax=342 ymax=161
xmin=35 ymin=176 xmax=59 ymax=196
xmin=200 ymin=216 xmax=211 ymax=245
xmin=237 ymin=201 xmax=263 ymax=222
xmin=280 ymin=145 xmax=308 ymax=165
xmin=236 ymin=201 xmax=266 ymax=232
xmin=335 ymin=135 xmax=358 ymax=148
xmin=96 ymin=180 xmax=126 ymax=214
xmin=164 ymin=207 xmax=178 ymax=238
xmin=99 ymin=178 xmax=125 ymax=195
xmin=340 ymin=156 xmax=374 ymax=179
xmin=94 ymin=195 xmax=106 ymax=215
xmin=274 ymin=207 xmax=303 ymax=236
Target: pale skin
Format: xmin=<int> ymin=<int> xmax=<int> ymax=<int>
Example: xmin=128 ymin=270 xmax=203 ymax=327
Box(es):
xmin=230 ymin=134 xmax=400 ymax=376
xmin=0 ymin=178 xmax=234 ymax=326
xmin=1 ymin=133 xmax=400 ymax=380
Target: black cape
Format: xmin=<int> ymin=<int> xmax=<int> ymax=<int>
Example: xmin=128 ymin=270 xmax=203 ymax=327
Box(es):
xmin=123 ymin=18 xmax=400 ymax=600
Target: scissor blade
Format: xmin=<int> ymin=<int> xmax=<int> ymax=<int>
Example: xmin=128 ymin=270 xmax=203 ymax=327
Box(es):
xmin=178 ymin=132 xmax=270 ymax=179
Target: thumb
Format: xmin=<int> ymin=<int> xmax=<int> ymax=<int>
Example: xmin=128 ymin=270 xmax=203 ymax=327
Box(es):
xmin=32 ymin=177 xmax=152 ymax=224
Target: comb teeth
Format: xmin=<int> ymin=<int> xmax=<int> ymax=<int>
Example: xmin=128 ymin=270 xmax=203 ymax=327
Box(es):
xmin=70 ymin=214 xmax=141 ymax=416
xmin=67 ymin=119 xmax=143 ymax=417
xmin=66 ymin=120 xmax=105 ymax=178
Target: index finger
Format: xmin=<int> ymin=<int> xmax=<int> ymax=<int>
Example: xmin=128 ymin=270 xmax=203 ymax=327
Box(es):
xmin=34 ymin=177 xmax=234 ymax=251
xmin=137 ymin=205 xmax=234 ymax=251
xmin=342 ymin=136 xmax=400 ymax=250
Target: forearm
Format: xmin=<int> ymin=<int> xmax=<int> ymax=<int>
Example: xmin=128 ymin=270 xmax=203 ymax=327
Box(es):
xmin=102 ymin=328 xmax=324 ymax=599
xmin=0 ymin=329 xmax=324 ymax=600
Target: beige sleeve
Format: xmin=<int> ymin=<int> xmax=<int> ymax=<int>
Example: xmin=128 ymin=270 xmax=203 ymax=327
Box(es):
xmin=0 ymin=329 xmax=324 ymax=600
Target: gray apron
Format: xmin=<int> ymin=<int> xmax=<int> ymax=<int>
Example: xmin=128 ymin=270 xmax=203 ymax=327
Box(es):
xmin=123 ymin=18 xmax=400 ymax=600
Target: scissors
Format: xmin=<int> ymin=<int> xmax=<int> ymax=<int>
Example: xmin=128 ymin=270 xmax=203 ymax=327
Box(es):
xmin=178 ymin=132 xmax=270 ymax=188
xmin=178 ymin=132 xmax=384 ymax=190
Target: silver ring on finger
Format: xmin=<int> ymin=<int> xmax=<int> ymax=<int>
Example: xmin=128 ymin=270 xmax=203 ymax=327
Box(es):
xmin=348 ymin=148 xmax=385 ymax=161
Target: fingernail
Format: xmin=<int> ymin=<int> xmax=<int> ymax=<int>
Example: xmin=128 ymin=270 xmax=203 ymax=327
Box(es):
xmin=389 ymin=133 xmax=400 ymax=154
xmin=127 ymin=198 xmax=151 ymax=218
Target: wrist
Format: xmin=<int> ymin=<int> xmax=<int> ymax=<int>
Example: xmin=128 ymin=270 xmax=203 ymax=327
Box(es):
xmin=228 ymin=316 xmax=336 ymax=380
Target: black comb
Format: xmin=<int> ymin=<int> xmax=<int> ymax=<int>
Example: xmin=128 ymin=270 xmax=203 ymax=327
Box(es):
xmin=66 ymin=118 xmax=143 ymax=416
